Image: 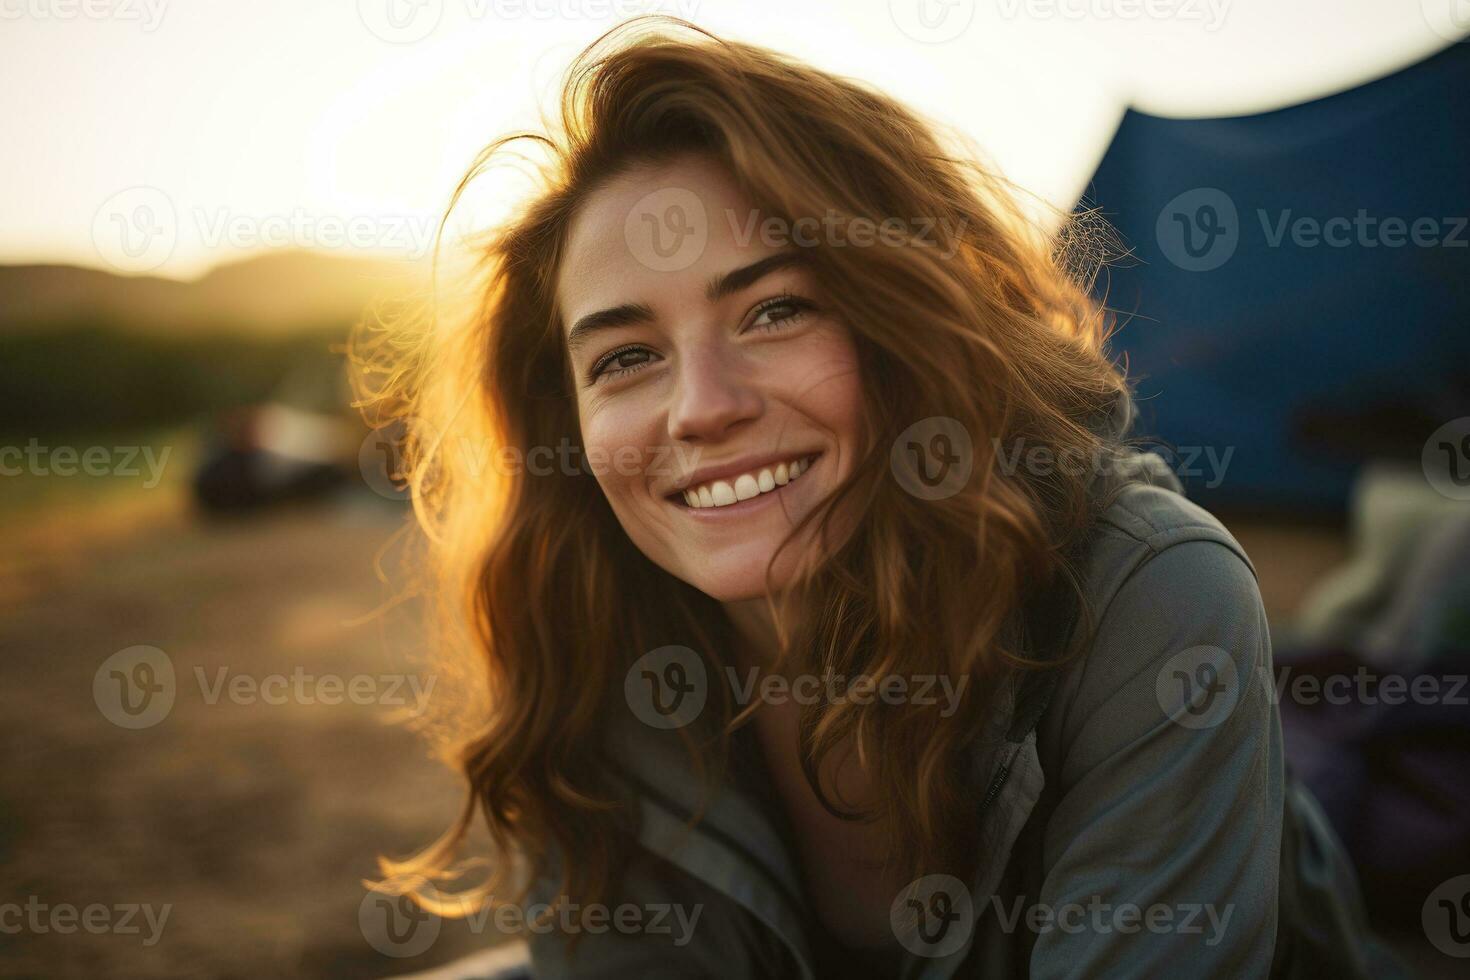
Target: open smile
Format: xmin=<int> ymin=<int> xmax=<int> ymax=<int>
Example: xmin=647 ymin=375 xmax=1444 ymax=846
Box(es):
xmin=665 ymin=452 xmax=822 ymax=515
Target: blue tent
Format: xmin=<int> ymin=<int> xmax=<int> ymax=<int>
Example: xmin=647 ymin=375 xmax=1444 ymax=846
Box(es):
xmin=1084 ymin=41 xmax=1470 ymax=512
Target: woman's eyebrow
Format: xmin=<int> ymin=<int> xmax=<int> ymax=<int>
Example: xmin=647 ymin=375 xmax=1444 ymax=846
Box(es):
xmin=566 ymin=302 xmax=656 ymax=355
xmin=705 ymin=250 xmax=805 ymax=302
xmin=565 ymin=250 xmax=807 ymax=355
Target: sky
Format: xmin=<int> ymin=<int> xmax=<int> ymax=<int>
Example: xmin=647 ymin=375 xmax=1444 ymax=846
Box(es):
xmin=0 ymin=0 xmax=1463 ymax=278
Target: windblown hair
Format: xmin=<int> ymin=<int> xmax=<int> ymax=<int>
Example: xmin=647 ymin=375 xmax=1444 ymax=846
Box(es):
xmin=354 ymin=18 xmax=1132 ymax=925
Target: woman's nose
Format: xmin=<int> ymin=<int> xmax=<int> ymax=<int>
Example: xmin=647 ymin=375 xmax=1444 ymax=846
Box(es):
xmin=666 ymin=344 xmax=763 ymax=444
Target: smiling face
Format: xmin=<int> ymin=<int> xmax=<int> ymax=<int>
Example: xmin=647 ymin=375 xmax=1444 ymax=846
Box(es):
xmin=556 ymin=154 xmax=866 ymax=603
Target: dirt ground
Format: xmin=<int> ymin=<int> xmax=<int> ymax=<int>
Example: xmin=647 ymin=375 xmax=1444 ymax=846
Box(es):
xmin=1 ymin=491 xmax=501 ymax=978
xmin=0 ymin=490 xmax=1449 ymax=977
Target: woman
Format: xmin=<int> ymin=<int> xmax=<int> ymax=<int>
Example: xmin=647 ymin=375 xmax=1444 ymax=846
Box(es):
xmin=358 ymin=20 xmax=1401 ymax=978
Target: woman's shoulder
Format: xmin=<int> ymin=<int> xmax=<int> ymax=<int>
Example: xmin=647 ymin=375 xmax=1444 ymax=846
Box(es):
xmin=1076 ymin=449 xmax=1259 ymax=617
xmin=1037 ymin=450 xmax=1272 ymax=748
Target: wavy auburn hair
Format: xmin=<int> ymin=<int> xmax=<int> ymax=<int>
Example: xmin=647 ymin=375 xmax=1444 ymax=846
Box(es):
xmin=355 ymin=18 xmax=1131 ymax=922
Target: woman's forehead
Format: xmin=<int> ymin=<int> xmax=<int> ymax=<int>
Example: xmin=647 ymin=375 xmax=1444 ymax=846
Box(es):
xmin=556 ymin=156 xmax=786 ymax=325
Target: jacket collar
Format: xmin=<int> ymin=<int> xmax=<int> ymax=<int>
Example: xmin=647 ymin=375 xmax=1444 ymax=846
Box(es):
xmin=604 ymin=656 xmax=1055 ymax=979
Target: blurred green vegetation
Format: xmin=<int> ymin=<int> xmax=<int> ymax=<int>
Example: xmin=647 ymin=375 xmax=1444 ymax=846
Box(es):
xmin=1 ymin=321 xmax=349 ymax=442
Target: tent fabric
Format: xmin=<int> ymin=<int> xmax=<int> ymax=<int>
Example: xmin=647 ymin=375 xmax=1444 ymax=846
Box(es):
xmin=1084 ymin=41 xmax=1470 ymax=511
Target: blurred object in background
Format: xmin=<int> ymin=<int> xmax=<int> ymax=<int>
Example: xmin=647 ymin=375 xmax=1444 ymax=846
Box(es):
xmin=1291 ymin=463 xmax=1470 ymax=667
xmin=1087 ymin=40 xmax=1470 ymax=512
xmin=191 ymin=363 xmax=362 ymax=515
xmin=1275 ymin=463 xmax=1470 ymax=932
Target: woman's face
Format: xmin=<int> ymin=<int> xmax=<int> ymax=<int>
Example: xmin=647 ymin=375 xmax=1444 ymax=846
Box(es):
xmin=556 ymin=154 xmax=864 ymax=602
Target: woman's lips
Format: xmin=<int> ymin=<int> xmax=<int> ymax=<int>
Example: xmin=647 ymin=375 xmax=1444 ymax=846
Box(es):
xmin=667 ymin=452 xmax=821 ymax=517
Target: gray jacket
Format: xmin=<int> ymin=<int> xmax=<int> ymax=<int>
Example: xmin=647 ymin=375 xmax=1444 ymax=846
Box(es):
xmin=519 ymin=453 xmax=1404 ymax=978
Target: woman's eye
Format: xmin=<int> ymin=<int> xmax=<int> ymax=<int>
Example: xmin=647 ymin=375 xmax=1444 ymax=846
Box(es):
xmin=748 ymin=295 xmax=813 ymax=333
xmin=589 ymin=345 xmax=657 ymax=383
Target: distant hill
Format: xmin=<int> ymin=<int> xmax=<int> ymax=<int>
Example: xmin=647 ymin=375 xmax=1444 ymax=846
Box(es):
xmin=0 ymin=250 xmax=425 ymax=336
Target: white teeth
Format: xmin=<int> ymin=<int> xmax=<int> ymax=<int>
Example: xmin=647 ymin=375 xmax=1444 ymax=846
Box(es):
xmin=679 ymin=455 xmax=816 ymax=509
